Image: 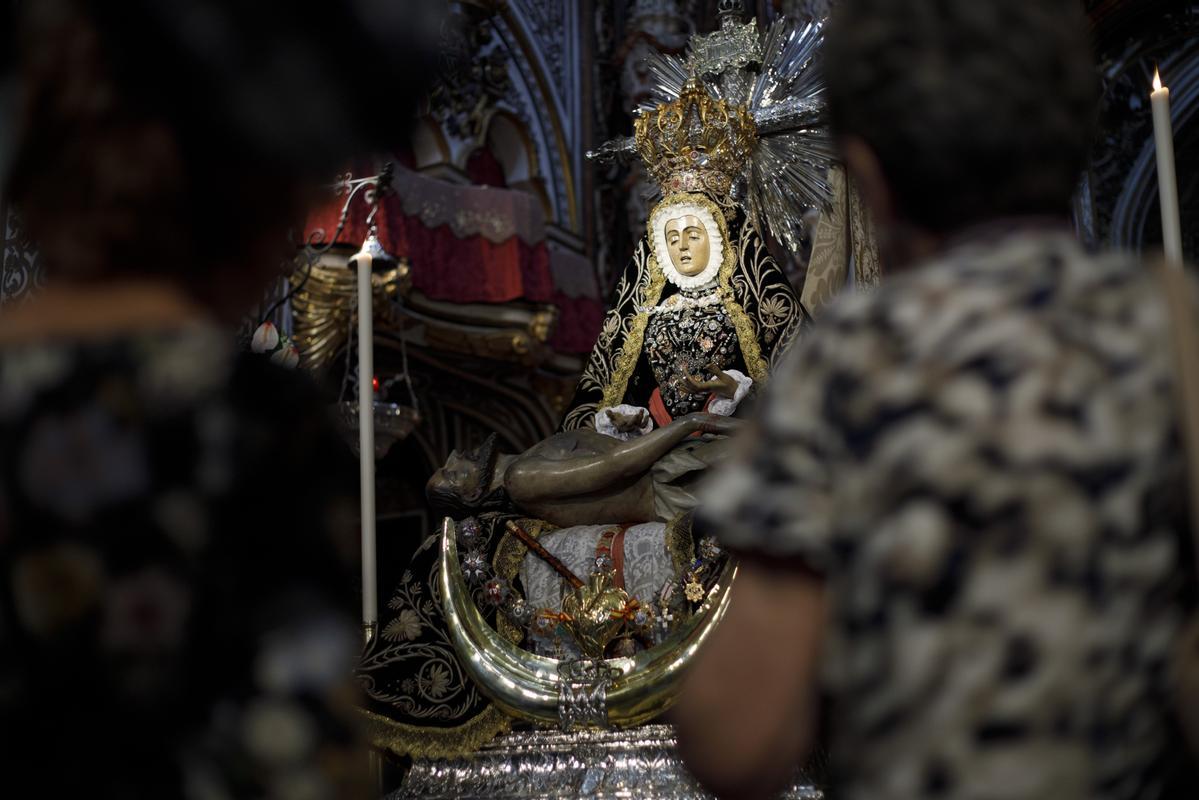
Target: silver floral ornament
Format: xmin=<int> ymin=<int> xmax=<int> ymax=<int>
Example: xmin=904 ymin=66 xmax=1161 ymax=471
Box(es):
xmin=461 ymin=550 xmax=489 ymax=585
xmin=632 ymin=607 xmax=652 ymax=629
xmin=529 ymin=612 xmax=559 ymax=643
xmin=483 ymin=577 xmax=510 ymax=606
xmin=698 ymin=536 xmax=723 ymax=562
xmin=505 ymin=596 xmax=533 ymax=627
xmin=457 ymin=517 xmax=482 ymax=547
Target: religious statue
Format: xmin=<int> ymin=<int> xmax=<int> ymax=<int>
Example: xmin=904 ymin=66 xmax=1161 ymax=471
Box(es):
xmin=359 ymin=5 xmax=843 ymax=773
xmin=559 ymin=80 xmax=814 ymax=434
xmin=427 ymin=412 xmax=741 ymax=528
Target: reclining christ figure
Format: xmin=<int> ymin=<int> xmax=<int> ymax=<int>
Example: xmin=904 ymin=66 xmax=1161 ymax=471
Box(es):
xmin=426 ymin=412 xmax=743 ymax=528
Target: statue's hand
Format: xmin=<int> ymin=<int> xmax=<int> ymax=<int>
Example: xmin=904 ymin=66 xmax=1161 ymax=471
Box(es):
xmin=678 ymin=412 xmax=743 ymax=437
xmin=607 ymin=407 xmax=649 ymax=433
xmin=681 ymin=368 xmax=740 ymax=399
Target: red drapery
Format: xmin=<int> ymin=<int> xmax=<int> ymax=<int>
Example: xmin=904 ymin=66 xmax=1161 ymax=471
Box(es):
xmin=304 ymin=171 xmax=602 ymax=353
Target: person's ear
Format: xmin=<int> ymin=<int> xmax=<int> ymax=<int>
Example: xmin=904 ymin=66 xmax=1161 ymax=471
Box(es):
xmin=840 ymin=136 xmax=894 ymax=229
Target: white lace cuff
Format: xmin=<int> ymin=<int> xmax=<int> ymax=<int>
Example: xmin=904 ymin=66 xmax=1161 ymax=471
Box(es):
xmin=595 ymin=404 xmax=654 ymax=440
xmin=708 ymin=370 xmax=752 ymax=416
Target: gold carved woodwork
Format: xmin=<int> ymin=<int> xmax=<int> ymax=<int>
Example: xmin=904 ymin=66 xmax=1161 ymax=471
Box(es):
xmin=290 ymin=252 xmax=402 ymax=373
xmin=290 ymin=250 xmax=565 ymax=373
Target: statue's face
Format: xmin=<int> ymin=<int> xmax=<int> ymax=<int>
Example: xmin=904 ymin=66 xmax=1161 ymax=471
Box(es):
xmin=664 ymin=215 xmax=711 ymax=277
xmin=429 ymin=450 xmax=485 ymax=502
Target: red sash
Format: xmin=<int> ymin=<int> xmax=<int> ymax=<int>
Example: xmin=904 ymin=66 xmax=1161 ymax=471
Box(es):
xmin=595 ymin=525 xmax=632 ymax=590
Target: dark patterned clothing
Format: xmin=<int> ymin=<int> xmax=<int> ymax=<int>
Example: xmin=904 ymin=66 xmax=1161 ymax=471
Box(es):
xmin=558 ymin=214 xmax=805 ymax=432
xmin=699 ymin=230 xmax=1198 ymax=799
xmin=644 ymin=289 xmax=742 ymax=417
xmin=0 ymin=326 xmax=364 ymax=799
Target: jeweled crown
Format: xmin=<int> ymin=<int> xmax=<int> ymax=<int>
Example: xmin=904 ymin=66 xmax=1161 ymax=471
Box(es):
xmin=634 ymin=77 xmax=757 ymax=198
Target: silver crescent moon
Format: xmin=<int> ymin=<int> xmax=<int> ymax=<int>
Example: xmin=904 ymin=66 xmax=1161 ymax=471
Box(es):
xmin=438 ymin=517 xmax=738 ymax=727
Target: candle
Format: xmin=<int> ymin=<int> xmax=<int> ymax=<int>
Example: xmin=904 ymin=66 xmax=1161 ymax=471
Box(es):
xmin=1151 ymin=66 xmax=1184 ymax=267
xmin=353 ymin=236 xmax=378 ymax=638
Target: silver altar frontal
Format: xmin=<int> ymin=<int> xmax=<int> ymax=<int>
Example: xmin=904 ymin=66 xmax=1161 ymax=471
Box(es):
xmin=390 ymin=725 xmax=823 ymax=800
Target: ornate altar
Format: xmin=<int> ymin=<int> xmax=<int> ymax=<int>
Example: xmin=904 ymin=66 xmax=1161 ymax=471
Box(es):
xmin=346 ymin=4 xmax=840 ymax=798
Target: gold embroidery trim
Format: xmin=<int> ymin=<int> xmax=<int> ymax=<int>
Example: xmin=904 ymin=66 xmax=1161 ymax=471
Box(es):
xmin=493 ymin=517 xmax=555 ymax=644
xmin=601 ymin=192 xmax=739 ymax=409
xmin=357 ymin=703 xmax=512 ymax=760
xmin=664 ymin=511 xmax=696 ymax=579
xmin=723 ymin=294 xmax=770 ymax=385
xmin=601 ymin=265 xmax=663 ymax=409
xmin=723 ymin=224 xmax=771 ymax=385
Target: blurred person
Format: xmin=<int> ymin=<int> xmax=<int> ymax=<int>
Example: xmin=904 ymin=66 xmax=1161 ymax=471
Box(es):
xmin=0 ymin=0 xmax=439 ymax=796
xmin=672 ymin=1 xmax=1198 ymax=798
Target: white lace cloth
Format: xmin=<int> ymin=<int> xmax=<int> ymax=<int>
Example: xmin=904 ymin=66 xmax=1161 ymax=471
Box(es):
xmin=390 ymin=164 xmax=545 ymax=244
xmin=519 ymin=522 xmax=675 ymax=655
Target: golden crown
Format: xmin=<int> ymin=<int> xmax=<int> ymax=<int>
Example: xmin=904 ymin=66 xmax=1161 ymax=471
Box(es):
xmin=634 ymin=78 xmax=757 ymax=198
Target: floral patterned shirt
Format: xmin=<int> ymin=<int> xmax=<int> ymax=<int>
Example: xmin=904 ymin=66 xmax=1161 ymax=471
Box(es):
xmin=698 ymin=229 xmax=1198 ymax=799
xmin=0 ymin=325 xmax=365 ymax=799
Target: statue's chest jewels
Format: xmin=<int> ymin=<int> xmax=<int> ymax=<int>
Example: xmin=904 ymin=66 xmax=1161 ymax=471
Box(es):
xmin=644 ymin=292 xmax=738 ymax=417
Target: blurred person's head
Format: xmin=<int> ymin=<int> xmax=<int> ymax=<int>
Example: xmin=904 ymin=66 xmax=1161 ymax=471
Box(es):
xmin=824 ymin=0 xmax=1099 ymax=268
xmin=3 ymin=0 xmax=442 ymax=319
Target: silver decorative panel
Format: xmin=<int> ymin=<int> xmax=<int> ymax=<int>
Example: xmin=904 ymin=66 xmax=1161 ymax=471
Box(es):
xmin=390 ymin=724 xmax=823 ymax=800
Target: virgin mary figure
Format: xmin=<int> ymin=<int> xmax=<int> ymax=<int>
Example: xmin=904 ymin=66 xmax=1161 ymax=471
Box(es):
xmin=559 ymin=75 xmax=820 ymax=437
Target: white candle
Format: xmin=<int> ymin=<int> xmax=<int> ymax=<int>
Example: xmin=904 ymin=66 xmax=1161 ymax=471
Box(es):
xmin=1151 ymin=67 xmax=1184 ymax=267
xmin=354 ymin=238 xmax=378 ymax=634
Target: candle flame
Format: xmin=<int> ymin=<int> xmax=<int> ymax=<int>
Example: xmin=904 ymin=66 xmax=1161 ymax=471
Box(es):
xmin=1153 ymin=66 xmax=1163 ymax=92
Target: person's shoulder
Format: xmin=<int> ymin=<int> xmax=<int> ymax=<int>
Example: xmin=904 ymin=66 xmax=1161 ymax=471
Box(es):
xmin=777 ymin=275 xmax=914 ymax=379
xmin=817 ymin=231 xmax=1149 ymax=342
xmin=0 ymin=324 xmax=236 ymax=421
xmin=1056 ymin=236 xmax=1145 ymax=288
xmin=226 ymin=348 xmax=352 ymax=468
xmin=805 ymin=254 xmax=961 ymax=338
